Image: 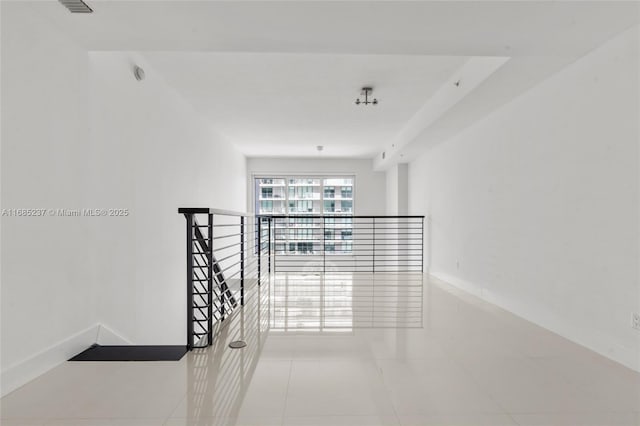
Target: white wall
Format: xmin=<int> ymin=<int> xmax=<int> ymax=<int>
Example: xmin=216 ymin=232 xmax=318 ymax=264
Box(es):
xmin=88 ymin=52 xmax=247 ymax=346
xmin=386 ymin=163 xmax=408 ymax=216
xmin=1 ymin=4 xmax=247 ymax=395
xmin=247 ymin=158 xmax=385 ymax=215
xmin=1 ymin=3 xmax=96 ymax=395
xmin=409 ymin=27 xmax=640 ymax=371
xmin=386 ymin=165 xmax=399 ymax=215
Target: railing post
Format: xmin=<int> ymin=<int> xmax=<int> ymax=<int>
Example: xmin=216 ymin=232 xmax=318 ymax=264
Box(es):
xmin=219 ymin=217 xmax=225 ymax=322
xmin=240 ymin=216 xmax=245 ymax=306
xmin=186 ymin=213 xmax=194 ymax=350
xmin=322 ymin=216 xmax=326 ymax=273
xmin=268 ymin=218 xmax=272 ymax=274
xmin=372 ymin=217 xmax=376 ymax=273
xmin=421 ymin=217 xmax=424 ymax=273
xmin=207 ymin=213 xmax=213 ymax=346
xmin=257 ymin=216 xmax=261 ymax=286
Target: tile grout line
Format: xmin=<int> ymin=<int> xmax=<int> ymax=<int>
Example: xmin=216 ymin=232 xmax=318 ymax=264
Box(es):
xmin=443 ymin=342 xmax=514 ymax=423
xmin=162 ymin=393 xmax=187 ymax=425
xmin=279 ymin=359 xmax=295 ymax=426
xmin=505 ymin=412 xmax=522 ymax=426
xmin=373 ymin=358 xmax=403 ymax=426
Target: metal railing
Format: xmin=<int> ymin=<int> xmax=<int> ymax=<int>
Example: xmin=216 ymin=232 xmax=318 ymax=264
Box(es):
xmin=268 ymin=215 xmax=424 ymax=273
xmin=179 ymin=208 xmax=267 ymax=349
xmin=180 ymin=209 xmax=424 ymax=348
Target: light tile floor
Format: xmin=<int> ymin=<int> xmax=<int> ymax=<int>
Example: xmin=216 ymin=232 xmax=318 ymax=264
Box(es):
xmin=1 ymin=273 xmax=639 ymax=425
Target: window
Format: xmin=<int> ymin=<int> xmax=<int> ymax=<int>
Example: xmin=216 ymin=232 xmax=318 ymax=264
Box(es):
xmin=261 ymin=187 xmax=273 ymax=199
xmin=323 ymin=200 xmax=335 ymax=213
xmin=256 ymin=175 xmax=354 ymax=255
xmin=290 ymin=200 xmax=314 ymax=213
xmin=297 ymin=242 xmax=313 ymax=254
xmin=324 ymin=186 xmax=335 ymax=198
xmin=256 ymin=178 xmax=286 ymax=213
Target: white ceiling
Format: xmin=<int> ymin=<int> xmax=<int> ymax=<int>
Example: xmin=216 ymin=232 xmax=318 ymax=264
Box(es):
xmin=142 ymin=53 xmax=468 ymax=157
xmin=26 ymin=0 xmax=640 ymax=163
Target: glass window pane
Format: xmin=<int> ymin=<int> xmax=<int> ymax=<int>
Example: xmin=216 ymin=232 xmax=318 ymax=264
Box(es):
xmin=256 ymin=175 xmax=353 ymax=255
xmin=323 ymin=178 xmax=352 ymax=186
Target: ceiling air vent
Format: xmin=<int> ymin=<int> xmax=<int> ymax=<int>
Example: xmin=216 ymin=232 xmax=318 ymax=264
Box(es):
xmin=59 ymin=0 xmax=93 ymax=13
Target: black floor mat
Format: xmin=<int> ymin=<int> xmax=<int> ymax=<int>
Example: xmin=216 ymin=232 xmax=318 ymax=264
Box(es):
xmin=69 ymin=344 xmax=188 ymax=361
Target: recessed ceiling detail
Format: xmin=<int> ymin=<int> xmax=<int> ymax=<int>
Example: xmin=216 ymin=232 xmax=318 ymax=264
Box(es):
xmin=142 ymin=53 xmax=468 ymax=158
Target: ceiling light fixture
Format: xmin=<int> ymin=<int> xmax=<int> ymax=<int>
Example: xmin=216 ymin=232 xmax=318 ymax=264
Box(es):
xmin=355 ymin=87 xmax=378 ymax=106
xmin=58 ymin=0 xmax=93 ymax=13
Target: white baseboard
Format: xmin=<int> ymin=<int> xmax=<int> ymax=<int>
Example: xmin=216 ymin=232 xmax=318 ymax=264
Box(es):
xmin=428 ymin=272 xmax=640 ymax=373
xmin=1 ymin=323 xmax=131 ymax=397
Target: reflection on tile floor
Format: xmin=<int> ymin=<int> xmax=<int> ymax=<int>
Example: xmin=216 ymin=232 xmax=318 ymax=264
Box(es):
xmin=270 ymin=273 xmax=423 ymax=331
xmin=2 ymin=273 xmax=639 ymax=426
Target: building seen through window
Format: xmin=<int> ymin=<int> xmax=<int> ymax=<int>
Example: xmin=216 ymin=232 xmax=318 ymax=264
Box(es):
xmin=255 ymin=176 xmax=354 ymax=255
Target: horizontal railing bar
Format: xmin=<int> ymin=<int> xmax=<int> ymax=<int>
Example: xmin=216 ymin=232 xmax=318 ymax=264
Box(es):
xmin=271 ymin=232 xmax=423 ymax=235
xmin=272 ymin=225 xmax=422 ymax=228
xmin=267 ymin=215 xmax=424 ymax=219
xmin=243 ymin=257 xmax=260 ymax=268
xmin=274 ymin=266 xmax=421 ymax=269
xmin=215 ymin=251 xmax=240 ymax=264
xmin=272 ymin=250 xmax=421 ymax=256
xmin=272 ymin=236 xmax=423 ymax=239
xmin=213 ymin=240 xmax=243 ymax=252
xmin=212 ymin=232 xmax=244 ymax=240
xmin=179 ymin=207 xmax=252 ymax=217
xmin=274 ymin=270 xmax=422 ymax=273
xmin=276 ymin=246 xmax=422 ymax=250
xmin=275 ymin=258 xmax=422 ymax=262
xmin=225 ymin=268 xmax=242 ymax=281
xmin=218 ymin=259 xmax=243 ymax=274
xmin=272 ymin=310 xmax=423 ymax=314
xmin=270 ymin=300 xmax=422 ymax=304
xmin=271 ymin=292 xmax=423 ymax=296
xmin=273 ymin=265 xmax=424 ymax=267
xmin=272 ymin=245 xmax=423 ymax=249
xmin=272 ymin=223 xmax=422 ymax=226
xmin=273 ymin=260 xmax=422 ymax=263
